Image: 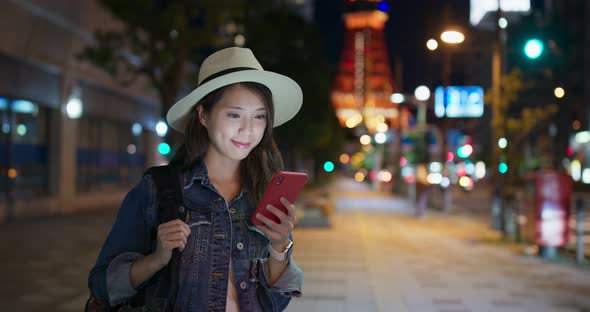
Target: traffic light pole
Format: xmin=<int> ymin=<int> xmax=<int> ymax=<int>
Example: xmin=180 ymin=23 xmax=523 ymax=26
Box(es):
xmin=492 ymin=5 xmax=503 ymax=182
xmin=491 ymin=2 xmax=505 ymax=227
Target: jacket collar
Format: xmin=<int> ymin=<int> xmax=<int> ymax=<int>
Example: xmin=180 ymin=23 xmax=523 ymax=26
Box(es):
xmin=182 ymin=157 xmax=249 ymax=200
xmin=183 ymin=157 xmax=208 ymax=189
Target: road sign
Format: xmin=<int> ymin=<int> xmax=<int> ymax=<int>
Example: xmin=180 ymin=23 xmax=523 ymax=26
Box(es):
xmin=435 ymin=86 xmax=484 ymax=118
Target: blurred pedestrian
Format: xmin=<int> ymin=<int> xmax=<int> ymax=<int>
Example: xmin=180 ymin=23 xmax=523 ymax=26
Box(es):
xmin=88 ymin=47 xmax=304 ymax=311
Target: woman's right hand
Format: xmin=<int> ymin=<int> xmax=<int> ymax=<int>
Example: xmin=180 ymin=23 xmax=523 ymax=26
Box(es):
xmin=154 ymin=219 xmax=191 ymax=267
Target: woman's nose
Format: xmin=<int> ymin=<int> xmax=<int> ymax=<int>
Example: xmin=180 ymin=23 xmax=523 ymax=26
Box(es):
xmin=239 ymin=119 xmax=254 ymax=134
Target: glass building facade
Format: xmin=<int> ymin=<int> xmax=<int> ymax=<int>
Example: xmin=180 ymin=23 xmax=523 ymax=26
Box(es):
xmin=0 ymin=97 xmax=50 ymax=200
xmin=76 ymin=115 xmax=147 ymax=192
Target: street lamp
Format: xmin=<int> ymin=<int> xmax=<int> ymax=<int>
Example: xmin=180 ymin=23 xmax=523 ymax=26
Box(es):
xmin=155 ymin=120 xmax=168 ymax=137
xmin=554 ymin=87 xmax=565 ymax=99
xmin=426 ymin=27 xmax=465 ymax=213
xmin=440 ymin=30 xmax=465 ymax=44
xmin=414 ymin=85 xmax=430 ymax=101
xmin=414 ymin=86 xmax=430 ymax=128
xmin=426 ymin=39 xmax=438 ymax=51
xmin=498 ymin=137 xmax=508 ymax=149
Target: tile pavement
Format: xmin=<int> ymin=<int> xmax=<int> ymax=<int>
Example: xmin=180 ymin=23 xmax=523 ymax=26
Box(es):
xmin=287 ymin=209 xmax=590 ymax=312
xmin=1 ymin=178 xmax=589 ymax=312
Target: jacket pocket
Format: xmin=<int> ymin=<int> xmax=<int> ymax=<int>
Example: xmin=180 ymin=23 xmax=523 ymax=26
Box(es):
xmin=181 ymin=207 xmax=213 ymax=264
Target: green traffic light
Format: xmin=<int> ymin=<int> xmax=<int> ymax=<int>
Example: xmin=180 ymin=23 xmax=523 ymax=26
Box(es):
xmin=323 ymin=161 xmax=335 ymax=173
xmin=158 ymin=142 xmax=171 ymax=155
xmin=498 ymin=162 xmax=508 ymax=174
xmin=524 ymin=39 xmax=543 ymax=59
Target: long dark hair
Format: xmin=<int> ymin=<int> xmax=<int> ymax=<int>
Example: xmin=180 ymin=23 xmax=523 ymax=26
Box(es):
xmin=170 ymin=82 xmax=284 ymax=205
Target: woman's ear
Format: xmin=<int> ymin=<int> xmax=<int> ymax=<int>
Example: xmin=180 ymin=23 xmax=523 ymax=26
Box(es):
xmin=197 ymin=105 xmax=207 ymax=128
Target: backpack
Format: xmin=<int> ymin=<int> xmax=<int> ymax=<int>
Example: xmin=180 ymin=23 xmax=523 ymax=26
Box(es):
xmin=85 ymin=165 xmax=187 ymax=312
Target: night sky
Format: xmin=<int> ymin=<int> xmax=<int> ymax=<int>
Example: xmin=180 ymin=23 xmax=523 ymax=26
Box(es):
xmin=314 ymin=0 xmax=471 ymax=93
xmin=314 ymin=0 xmax=549 ymax=93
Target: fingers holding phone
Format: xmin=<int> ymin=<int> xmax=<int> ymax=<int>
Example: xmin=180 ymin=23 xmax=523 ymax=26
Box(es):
xmin=255 ymin=197 xmax=296 ymax=245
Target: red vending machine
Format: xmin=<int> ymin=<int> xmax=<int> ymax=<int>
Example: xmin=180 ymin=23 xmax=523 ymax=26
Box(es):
xmin=535 ymin=171 xmax=572 ymax=247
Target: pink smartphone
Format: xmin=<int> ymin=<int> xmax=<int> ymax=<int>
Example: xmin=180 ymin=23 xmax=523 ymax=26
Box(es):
xmin=251 ymin=171 xmax=308 ymax=226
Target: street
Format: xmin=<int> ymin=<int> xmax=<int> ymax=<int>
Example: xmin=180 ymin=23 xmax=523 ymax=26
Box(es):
xmin=1 ymin=179 xmax=590 ymax=312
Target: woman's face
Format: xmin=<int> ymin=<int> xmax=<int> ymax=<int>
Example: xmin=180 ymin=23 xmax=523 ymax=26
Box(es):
xmin=198 ymin=84 xmax=268 ymax=162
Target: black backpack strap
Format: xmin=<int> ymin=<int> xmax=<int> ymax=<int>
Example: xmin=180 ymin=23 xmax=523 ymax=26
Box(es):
xmin=145 ymin=165 xmax=187 ymax=223
xmin=143 ymin=165 xmax=187 ymax=311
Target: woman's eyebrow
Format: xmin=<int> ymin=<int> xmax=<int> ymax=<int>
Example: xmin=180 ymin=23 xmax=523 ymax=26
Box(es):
xmin=226 ymin=106 xmax=267 ymax=111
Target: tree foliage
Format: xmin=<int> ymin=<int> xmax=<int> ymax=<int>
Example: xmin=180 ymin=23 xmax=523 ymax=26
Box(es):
xmin=78 ymin=0 xmax=239 ymax=115
xmin=244 ymin=8 xmax=344 ymax=163
xmin=485 ymin=68 xmax=557 ymax=144
xmin=80 ymin=1 xmax=342 ymax=163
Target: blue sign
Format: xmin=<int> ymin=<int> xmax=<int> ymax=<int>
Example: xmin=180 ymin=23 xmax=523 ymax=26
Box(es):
xmin=434 ymin=86 xmax=484 ymax=118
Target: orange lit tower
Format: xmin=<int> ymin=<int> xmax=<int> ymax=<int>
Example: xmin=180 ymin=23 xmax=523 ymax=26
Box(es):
xmin=331 ymin=0 xmax=401 ymax=134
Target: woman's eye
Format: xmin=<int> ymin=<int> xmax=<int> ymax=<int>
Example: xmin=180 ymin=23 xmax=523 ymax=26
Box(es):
xmin=255 ymin=114 xmax=267 ymax=120
xmin=227 ymin=113 xmax=240 ymax=118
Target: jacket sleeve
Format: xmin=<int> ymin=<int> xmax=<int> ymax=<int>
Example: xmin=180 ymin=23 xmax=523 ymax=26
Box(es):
xmin=257 ymin=234 xmax=304 ymax=311
xmin=88 ymin=175 xmax=156 ymax=306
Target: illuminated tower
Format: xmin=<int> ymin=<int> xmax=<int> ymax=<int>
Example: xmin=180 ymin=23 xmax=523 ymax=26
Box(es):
xmin=331 ymin=0 xmax=401 ymax=134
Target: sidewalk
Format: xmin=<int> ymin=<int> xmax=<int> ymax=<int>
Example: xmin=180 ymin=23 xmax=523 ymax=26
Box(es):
xmin=288 ymin=177 xmax=590 ymax=312
xmin=1 ymin=176 xmax=588 ymax=312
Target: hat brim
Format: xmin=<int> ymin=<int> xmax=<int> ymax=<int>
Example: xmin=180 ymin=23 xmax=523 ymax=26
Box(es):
xmin=166 ymin=70 xmax=303 ymax=133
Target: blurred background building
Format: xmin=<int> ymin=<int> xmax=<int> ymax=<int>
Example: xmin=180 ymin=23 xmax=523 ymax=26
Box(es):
xmin=1 ymin=0 xmax=590 ymax=226
xmin=0 ymin=0 xmax=164 ymax=221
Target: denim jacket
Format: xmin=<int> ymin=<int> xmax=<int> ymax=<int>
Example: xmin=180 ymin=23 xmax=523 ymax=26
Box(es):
xmin=88 ymin=159 xmax=303 ymax=311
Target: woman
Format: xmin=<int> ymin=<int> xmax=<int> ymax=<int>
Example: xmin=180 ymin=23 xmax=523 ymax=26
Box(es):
xmin=88 ymin=47 xmax=304 ymax=311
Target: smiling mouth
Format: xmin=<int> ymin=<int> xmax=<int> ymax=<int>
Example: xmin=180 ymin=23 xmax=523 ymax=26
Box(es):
xmin=231 ymin=140 xmax=251 ymax=149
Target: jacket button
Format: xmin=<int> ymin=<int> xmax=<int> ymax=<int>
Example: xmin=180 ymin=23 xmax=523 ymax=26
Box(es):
xmin=229 ymin=208 xmax=237 ymax=214
xmin=178 ymin=205 xmax=185 ymax=213
xmin=237 ymin=242 xmax=244 ymax=250
xmin=240 ymin=281 xmax=247 ymax=290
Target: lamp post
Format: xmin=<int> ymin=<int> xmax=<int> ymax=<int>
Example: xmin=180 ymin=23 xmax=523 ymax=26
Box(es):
xmin=426 ymin=27 xmax=466 ymax=86
xmin=491 ymin=1 xmax=505 ymax=213
xmin=425 ymin=27 xmax=465 ymax=212
xmin=425 ymin=26 xmax=466 ymax=133
xmin=414 ymin=85 xmax=430 ymax=128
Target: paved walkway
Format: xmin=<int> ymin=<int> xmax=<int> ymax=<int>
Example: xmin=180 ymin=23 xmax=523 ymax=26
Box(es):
xmin=289 ymin=212 xmax=590 ymax=312
xmin=0 ymin=211 xmax=115 ymax=311
xmin=1 ymin=177 xmax=589 ymax=311
xmin=287 ymin=178 xmax=590 ymax=312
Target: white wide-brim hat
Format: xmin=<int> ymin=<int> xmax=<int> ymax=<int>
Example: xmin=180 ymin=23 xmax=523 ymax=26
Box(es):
xmin=166 ymin=47 xmax=303 ymax=133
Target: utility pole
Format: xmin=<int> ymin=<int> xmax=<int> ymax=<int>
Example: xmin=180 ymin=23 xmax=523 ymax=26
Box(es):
xmin=490 ymin=0 xmax=505 ymax=229
xmin=491 ymin=1 xmax=504 ymax=192
xmin=441 ymin=3 xmax=452 ymax=211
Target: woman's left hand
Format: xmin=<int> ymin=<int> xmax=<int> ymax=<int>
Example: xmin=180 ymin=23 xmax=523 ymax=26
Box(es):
xmin=255 ymin=197 xmax=296 ymax=248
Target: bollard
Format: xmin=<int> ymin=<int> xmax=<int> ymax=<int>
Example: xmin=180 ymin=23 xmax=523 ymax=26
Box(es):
xmin=409 ymin=180 xmax=416 ymax=206
xmin=501 ymin=195 xmax=509 ymax=241
xmin=576 ymin=198 xmax=585 ymax=264
xmin=491 ymin=189 xmax=502 ymax=230
xmin=512 ymin=197 xmax=522 ymax=243
xmin=502 ymin=194 xmax=517 ymax=241
xmin=443 ymin=186 xmax=452 ymax=212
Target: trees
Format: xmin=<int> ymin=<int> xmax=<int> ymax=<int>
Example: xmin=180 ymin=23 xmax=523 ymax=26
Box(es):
xmin=80 ymin=1 xmax=342 ymax=169
xmin=242 ymin=7 xmax=344 ymax=171
xmin=79 ymin=0 xmax=240 ymax=119
xmin=485 ymin=68 xmax=558 ymax=184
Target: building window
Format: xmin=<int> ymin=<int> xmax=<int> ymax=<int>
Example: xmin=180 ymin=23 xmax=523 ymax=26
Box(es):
xmin=0 ymin=97 xmax=49 ymax=200
xmin=76 ymin=116 xmax=146 ymax=192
